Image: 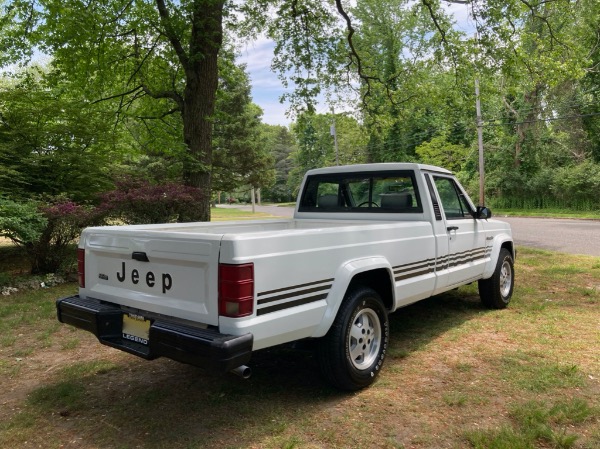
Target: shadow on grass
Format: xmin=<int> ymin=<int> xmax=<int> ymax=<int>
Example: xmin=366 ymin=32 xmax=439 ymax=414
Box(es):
xmin=15 ymin=288 xmax=488 ymax=448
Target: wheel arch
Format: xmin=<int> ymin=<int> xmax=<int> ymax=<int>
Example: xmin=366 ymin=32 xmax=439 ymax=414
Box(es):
xmin=482 ymin=234 xmax=515 ymax=279
xmin=311 ymin=257 xmax=394 ymax=338
xmin=346 ymin=269 xmax=394 ymax=311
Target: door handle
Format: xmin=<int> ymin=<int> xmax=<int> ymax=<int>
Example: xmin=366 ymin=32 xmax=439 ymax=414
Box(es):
xmin=447 ymin=226 xmax=459 ymax=232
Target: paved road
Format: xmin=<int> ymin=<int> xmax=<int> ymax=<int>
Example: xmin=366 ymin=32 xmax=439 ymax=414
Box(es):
xmin=500 ymin=216 xmax=600 ymax=257
xmin=217 ymin=205 xmax=600 ymax=257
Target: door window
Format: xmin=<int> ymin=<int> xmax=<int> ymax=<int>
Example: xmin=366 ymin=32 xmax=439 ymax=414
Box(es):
xmin=433 ymin=177 xmax=473 ymax=219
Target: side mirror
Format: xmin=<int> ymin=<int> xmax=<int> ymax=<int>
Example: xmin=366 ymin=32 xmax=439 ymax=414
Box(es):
xmin=476 ymin=206 xmax=492 ymax=219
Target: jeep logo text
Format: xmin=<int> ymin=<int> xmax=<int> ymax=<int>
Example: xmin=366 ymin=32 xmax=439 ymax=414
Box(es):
xmin=116 ymin=261 xmax=172 ymax=294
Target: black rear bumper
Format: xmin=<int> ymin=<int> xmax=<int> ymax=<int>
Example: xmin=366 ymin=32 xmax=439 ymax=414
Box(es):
xmin=56 ymin=295 xmax=253 ymax=373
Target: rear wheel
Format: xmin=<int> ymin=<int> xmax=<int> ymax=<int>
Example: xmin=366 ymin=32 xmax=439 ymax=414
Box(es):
xmin=317 ymin=286 xmax=389 ymax=391
xmin=479 ymin=248 xmax=514 ymax=309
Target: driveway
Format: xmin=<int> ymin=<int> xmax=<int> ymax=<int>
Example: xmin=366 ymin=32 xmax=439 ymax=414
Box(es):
xmin=216 ymin=205 xmax=600 ymax=257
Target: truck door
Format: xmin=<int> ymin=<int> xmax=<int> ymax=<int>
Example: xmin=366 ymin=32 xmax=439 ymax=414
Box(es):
xmin=432 ymin=175 xmax=488 ymax=287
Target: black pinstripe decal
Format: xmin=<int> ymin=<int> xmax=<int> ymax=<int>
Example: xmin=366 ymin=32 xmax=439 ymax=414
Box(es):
xmin=257 ymin=293 xmax=329 ymax=316
xmin=256 ymin=247 xmax=492 ymax=315
xmin=257 ymin=278 xmax=334 ymax=297
xmin=392 ymin=247 xmax=490 ymax=282
xmin=258 ymin=285 xmax=331 ymax=305
xmin=256 ymin=278 xmax=333 ymax=316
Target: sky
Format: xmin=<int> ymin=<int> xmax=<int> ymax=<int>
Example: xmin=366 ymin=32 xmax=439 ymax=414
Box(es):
xmin=237 ymin=2 xmax=474 ymax=127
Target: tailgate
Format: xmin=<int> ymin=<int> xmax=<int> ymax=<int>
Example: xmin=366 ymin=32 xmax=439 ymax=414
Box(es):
xmin=81 ymin=230 xmax=223 ymax=326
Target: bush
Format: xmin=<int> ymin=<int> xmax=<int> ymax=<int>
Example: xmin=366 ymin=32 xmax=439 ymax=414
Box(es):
xmin=551 ymin=162 xmax=600 ymax=209
xmin=0 ymin=198 xmax=99 ymax=275
xmin=0 ymin=199 xmax=48 ymax=245
xmin=99 ymin=179 xmax=208 ymax=224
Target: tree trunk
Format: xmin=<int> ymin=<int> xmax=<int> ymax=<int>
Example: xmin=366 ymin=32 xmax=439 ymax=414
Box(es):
xmin=180 ymin=0 xmax=225 ymax=222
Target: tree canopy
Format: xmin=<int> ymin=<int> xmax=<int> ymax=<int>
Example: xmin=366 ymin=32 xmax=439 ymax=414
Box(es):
xmin=1 ymin=0 xmax=599 ymax=219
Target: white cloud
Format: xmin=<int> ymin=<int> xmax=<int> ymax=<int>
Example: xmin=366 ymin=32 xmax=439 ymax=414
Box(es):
xmin=443 ymin=1 xmax=475 ymax=34
xmin=237 ymin=36 xmax=276 ymax=73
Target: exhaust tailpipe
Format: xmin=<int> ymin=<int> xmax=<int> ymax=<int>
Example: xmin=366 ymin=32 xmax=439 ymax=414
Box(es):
xmin=230 ymin=365 xmax=252 ymax=379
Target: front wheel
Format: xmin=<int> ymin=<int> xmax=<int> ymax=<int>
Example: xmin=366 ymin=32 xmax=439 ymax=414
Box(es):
xmin=478 ymin=248 xmax=514 ymax=309
xmin=317 ymin=286 xmax=389 ymax=391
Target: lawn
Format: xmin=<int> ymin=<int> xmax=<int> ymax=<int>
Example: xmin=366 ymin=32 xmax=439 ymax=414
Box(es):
xmin=0 ymin=248 xmax=598 ymax=449
xmin=492 ymin=208 xmax=600 ymax=220
xmin=210 ymin=207 xmax=276 ymax=221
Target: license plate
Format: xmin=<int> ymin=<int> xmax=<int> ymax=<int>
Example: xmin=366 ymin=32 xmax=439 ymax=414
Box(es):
xmin=122 ymin=314 xmax=150 ymax=345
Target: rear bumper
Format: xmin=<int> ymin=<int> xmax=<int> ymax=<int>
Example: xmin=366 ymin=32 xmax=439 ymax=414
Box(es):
xmin=56 ymin=295 xmax=253 ymax=373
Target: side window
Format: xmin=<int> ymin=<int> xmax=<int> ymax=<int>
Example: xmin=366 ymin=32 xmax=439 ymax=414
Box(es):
xmin=434 ymin=177 xmax=472 ymax=219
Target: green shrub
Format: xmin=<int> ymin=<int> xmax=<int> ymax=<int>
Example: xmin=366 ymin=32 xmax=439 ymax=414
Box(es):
xmin=0 ymin=199 xmax=47 ymax=245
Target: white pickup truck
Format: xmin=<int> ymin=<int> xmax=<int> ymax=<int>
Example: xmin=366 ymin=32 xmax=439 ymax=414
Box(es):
xmin=57 ymin=163 xmax=514 ymax=390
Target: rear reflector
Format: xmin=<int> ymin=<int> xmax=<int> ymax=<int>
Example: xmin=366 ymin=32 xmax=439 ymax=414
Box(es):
xmin=219 ymin=263 xmax=254 ymax=318
xmin=77 ymin=248 xmax=85 ymax=288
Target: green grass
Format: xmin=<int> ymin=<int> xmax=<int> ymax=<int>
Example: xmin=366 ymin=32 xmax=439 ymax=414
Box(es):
xmin=210 ymin=206 xmax=277 ymax=221
xmin=28 ymin=381 xmax=87 ymax=411
xmin=0 ymin=247 xmax=599 ymax=449
xmin=468 ymin=398 xmax=598 ymax=449
xmin=496 ymin=350 xmax=584 ymax=392
xmin=493 ymin=208 xmax=600 ymax=219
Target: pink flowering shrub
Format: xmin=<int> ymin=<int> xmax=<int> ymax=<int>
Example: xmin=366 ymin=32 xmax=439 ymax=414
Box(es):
xmin=99 ymin=179 xmax=208 ymax=224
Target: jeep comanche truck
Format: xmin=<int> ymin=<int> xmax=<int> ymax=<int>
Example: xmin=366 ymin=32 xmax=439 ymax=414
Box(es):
xmin=57 ymin=163 xmax=514 ymax=390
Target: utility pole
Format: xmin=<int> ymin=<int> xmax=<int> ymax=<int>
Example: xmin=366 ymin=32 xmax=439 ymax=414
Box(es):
xmin=475 ymin=78 xmax=485 ymax=207
xmin=474 ymin=31 xmax=485 ymax=207
xmin=330 ymin=108 xmax=339 ymax=165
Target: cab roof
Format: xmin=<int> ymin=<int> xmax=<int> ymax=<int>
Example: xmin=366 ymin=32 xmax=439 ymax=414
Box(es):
xmin=305 ymin=163 xmax=453 ymax=176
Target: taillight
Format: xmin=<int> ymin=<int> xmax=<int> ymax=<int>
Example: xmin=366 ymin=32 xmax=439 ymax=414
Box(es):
xmin=77 ymin=248 xmax=85 ymax=288
xmin=219 ymin=263 xmax=254 ymax=318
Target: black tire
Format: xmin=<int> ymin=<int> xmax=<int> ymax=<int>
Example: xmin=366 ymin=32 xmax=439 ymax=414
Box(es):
xmin=478 ymin=248 xmax=514 ymax=309
xmin=317 ymin=286 xmax=389 ymax=391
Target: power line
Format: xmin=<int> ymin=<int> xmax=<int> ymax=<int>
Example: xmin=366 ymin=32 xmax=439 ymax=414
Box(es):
xmin=483 ymin=112 xmax=600 ymax=127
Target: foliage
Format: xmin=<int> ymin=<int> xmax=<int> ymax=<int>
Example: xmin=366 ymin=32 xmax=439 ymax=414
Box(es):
xmin=99 ymin=179 xmax=208 ymax=225
xmin=32 ymin=200 xmax=99 ymax=274
xmin=551 ymin=162 xmax=600 ymax=209
xmin=0 ymin=198 xmax=98 ymax=274
xmin=287 ymin=112 xmax=368 ymax=193
xmin=212 ymin=51 xmax=276 ymax=192
xmin=0 ymin=70 xmax=118 ymax=202
xmin=260 ymin=125 xmax=297 ymax=203
xmin=415 ymin=135 xmax=470 ymax=172
xmin=1 ymin=0 xmax=235 ymax=221
xmin=1 ymin=0 xmax=599 ymax=214
xmin=287 ymin=113 xmax=332 ymax=194
xmin=0 ymin=198 xmax=47 ymax=246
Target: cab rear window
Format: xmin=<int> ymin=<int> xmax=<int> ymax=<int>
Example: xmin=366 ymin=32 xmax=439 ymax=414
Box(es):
xmin=298 ymin=171 xmax=423 ymax=213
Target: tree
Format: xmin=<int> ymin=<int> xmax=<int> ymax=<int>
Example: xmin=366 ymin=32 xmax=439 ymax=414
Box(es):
xmin=212 ymin=53 xmax=275 ymax=193
xmin=260 ymin=125 xmax=296 ymax=202
xmin=2 ymin=0 xmax=227 ymax=220
xmin=2 ymin=0 xmax=348 ymax=219
xmin=415 ymin=135 xmax=469 ymax=172
xmin=288 ymin=112 xmax=332 ymax=193
xmin=0 ymin=69 xmax=118 ymax=202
